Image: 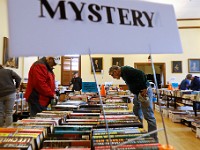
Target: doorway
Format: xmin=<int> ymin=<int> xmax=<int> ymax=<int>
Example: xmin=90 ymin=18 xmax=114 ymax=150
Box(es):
xmin=134 ymin=63 xmax=166 ymax=88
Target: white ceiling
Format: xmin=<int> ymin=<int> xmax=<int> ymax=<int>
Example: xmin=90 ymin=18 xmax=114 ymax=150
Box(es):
xmin=141 ymin=0 xmax=200 ymax=19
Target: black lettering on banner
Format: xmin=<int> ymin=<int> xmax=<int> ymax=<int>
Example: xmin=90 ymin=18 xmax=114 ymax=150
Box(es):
xmin=38 ymin=0 xmax=154 ymax=28
xmin=131 ymin=9 xmax=145 ymax=27
xmin=143 ymin=11 xmax=154 ymax=27
xmin=88 ymin=4 xmax=102 ymax=22
xmin=68 ymin=1 xmax=86 ymax=21
xmin=39 ymin=0 xmax=67 ymax=19
xmin=118 ymin=8 xmax=131 ymax=25
xmin=101 ymin=5 xmax=115 ymax=24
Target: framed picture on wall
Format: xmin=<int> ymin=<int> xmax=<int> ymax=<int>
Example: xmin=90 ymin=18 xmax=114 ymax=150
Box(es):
xmin=3 ymin=37 xmax=19 ymax=68
xmin=172 ymin=61 xmax=182 ymax=73
xmin=188 ymin=59 xmax=200 ymax=73
xmin=91 ymin=57 xmax=103 ymax=73
xmin=112 ymin=57 xmax=124 ymax=67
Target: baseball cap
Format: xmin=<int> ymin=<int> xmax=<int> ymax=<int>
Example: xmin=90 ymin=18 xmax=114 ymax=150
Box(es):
xmin=47 ymin=56 xmax=59 ymax=65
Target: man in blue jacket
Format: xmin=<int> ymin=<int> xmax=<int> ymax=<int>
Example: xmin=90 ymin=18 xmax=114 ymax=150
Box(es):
xmin=179 ymin=74 xmax=192 ymax=90
xmin=109 ymin=65 xmax=158 ymax=142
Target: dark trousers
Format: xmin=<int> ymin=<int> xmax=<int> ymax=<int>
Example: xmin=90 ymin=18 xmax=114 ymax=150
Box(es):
xmin=28 ymin=98 xmax=47 ymax=117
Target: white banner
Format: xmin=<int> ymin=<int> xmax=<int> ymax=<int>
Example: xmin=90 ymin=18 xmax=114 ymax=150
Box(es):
xmin=8 ymin=0 xmax=182 ymax=56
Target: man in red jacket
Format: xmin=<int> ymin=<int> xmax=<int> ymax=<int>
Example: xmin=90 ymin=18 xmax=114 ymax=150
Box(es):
xmin=25 ymin=57 xmax=57 ymax=117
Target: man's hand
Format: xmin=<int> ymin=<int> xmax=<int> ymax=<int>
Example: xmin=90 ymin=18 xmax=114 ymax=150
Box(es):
xmin=140 ymin=89 xmax=147 ymax=97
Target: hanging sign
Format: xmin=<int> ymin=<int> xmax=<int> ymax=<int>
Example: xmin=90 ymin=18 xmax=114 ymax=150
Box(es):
xmin=8 ymin=0 xmax=182 ymax=56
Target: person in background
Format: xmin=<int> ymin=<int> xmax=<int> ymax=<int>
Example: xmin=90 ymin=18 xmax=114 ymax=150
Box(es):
xmin=69 ymin=72 xmax=82 ymax=91
xmin=109 ymin=65 xmax=158 ymax=142
xmin=0 ymin=64 xmax=21 ymax=127
xmin=190 ymin=76 xmax=200 ymax=110
xmin=190 ymin=76 xmax=200 ymax=91
xmin=179 ymin=74 xmax=192 ymax=90
xmin=24 ymin=57 xmax=57 ymax=117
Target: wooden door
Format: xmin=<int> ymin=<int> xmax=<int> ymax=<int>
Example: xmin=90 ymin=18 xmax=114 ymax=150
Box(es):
xmin=61 ymin=56 xmax=81 ymax=85
xmin=134 ymin=63 xmax=166 ymax=88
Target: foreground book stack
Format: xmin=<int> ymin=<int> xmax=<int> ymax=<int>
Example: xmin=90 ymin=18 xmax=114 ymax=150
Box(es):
xmin=42 ymin=125 xmax=92 ymax=149
xmin=0 ymin=127 xmax=45 ymax=150
xmin=0 ymin=136 xmax=35 ymax=150
xmin=0 ymin=111 xmax=68 ymax=150
xmin=92 ymin=127 xmax=160 ymax=150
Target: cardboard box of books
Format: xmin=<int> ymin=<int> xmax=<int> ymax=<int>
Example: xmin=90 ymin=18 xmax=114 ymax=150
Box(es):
xmin=196 ymin=127 xmax=200 ymax=138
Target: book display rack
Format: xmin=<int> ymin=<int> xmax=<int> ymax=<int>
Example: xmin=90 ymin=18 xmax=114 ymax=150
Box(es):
xmin=0 ymin=92 xmax=162 ymax=149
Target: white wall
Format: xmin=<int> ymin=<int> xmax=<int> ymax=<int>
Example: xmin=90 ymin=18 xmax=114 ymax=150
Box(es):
xmin=23 ymin=57 xmax=61 ymax=82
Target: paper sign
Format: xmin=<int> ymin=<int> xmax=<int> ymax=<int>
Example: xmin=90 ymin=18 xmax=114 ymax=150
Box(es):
xmin=8 ymin=0 xmax=182 ymax=56
xmin=82 ymin=82 xmax=98 ymax=93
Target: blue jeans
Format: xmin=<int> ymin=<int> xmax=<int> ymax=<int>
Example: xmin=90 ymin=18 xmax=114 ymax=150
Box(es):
xmin=0 ymin=92 xmax=16 ymax=127
xmin=133 ymin=87 xmax=158 ymax=141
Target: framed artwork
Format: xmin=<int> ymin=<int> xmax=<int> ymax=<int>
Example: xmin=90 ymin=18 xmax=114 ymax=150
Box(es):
xmin=91 ymin=57 xmax=103 ymax=73
xmin=172 ymin=61 xmax=182 ymax=73
xmin=188 ymin=59 xmax=200 ymax=73
xmin=3 ymin=37 xmax=19 ymax=68
xmin=112 ymin=57 xmax=124 ymax=67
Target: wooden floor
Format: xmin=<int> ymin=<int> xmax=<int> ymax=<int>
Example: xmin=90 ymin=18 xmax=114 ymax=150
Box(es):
xmin=144 ymin=111 xmax=200 ymax=150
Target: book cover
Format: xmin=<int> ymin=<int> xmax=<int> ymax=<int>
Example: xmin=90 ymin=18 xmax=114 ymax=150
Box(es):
xmin=0 ymin=136 xmax=35 ymax=150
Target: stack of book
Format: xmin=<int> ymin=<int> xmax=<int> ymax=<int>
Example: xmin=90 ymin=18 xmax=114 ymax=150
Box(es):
xmin=42 ymin=125 xmax=92 ymax=149
xmin=0 ymin=127 xmax=44 ymax=149
xmin=191 ymin=119 xmax=200 ymax=133
xmin=74 ymin=104 xmax=101 ymax=113
xmin=92 ymin=127 xmax=160 ymax=150
xmin=0 ymin=136 xmax=35 ymax=150
xmin=52 ymin=100 xmax=87 ymax=111
xmin=87 ymin=96 xmax=106 ymax=105
xmin=181 ymin=115 xmax=200 ymax=127
xmin=68 ymin=112 xmax=100 ymax=120
xmin=97 ymin=114 xmax=142 ymax=128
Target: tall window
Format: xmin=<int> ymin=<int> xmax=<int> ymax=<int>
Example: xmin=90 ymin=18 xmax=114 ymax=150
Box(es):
xmin=61 ymin=55 xmax=81 ymax=85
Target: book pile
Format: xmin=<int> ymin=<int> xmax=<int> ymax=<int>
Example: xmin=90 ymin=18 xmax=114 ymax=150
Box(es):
xmin=87 ymin=96 xmax=106 ymax=105
xmin=42 ymin=125 xmax=92 ymax=149
xmin=97 ymin=114 xmax=142 ymax=128
xmin=74 ymin=104 xmax=101 ymax=113
xmin=0 ymin=127 xmax=44 ymax=149
xmin=181 ymin=115 xmax=200 ymax=127
xmin=197 ymin=126 xmax=200 ymax=139
xmin=52 ymin=100 xmax=87 ymax=111
xmin=191 ymin=119 xmax=200 ymax=133
xmin=92 ymin=127 xmax=160 ymax=150
xmin=0 ymin=136 xmax=35 ymax=150
xmin=168 ymin=110 xmax=188 ymax=123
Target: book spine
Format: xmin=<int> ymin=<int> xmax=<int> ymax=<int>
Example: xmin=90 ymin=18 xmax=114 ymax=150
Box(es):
xmin=92 ymin=133 xmax=144 ymax=139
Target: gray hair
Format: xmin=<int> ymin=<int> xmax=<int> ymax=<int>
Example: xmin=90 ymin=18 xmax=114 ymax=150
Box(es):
xmin=109 ymin=65 xmax=120 ymax=74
